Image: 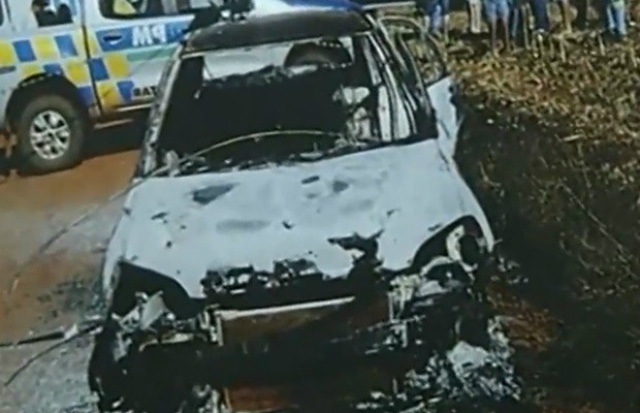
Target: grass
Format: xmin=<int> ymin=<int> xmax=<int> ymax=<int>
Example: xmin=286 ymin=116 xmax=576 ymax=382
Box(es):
xmin=425 ymin=5 xmax=640 ymax=413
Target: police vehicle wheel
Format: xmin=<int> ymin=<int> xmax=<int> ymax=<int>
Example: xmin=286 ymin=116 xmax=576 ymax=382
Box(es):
xmin=16 ymin=94 xmax=86 ymax=174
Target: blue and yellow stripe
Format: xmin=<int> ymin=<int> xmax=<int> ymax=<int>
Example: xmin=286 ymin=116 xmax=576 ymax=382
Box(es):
xmin=0 ymin=31 xmax=134 ymax=109
xmin=0 ymin=20 xmax=191 ymax=110
xmin=8 ymin=33 xmax=81 ymax=64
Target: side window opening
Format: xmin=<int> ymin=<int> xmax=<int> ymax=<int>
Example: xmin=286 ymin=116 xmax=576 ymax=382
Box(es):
xmin=31 ymin=0 xmax=75 ymax=27
xmin=368 ymin=29 xmax=419 ymax=141
xmin=360 ymin=35 xmax=395 ymax=142
xmin=374 ymin=19 xmax=441 ymax=140
xmin=100 ymin=0 xmax=207 ymax=19
xmin=0 ymin=0 xmax=4 ymax=26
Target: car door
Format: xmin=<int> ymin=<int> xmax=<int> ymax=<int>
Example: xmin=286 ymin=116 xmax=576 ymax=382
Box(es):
xmin=83 ymin=0 xmax=197 ymax=114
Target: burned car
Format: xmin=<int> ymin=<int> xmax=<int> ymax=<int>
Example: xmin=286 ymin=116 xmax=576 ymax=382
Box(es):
xmin=89 ymin=4 xmax=520 ymax=413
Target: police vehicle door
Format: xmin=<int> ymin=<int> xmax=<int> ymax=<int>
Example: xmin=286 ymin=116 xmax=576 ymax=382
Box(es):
xmin=0 ymin=0 xmax=17 ymax=120
xmin=84 ymin=0 xmax=194 ymax=113
xmin=0 ymin=1 xmax=14 ymax=87
xmin=6 ymin=1 xmax=92 ymax=108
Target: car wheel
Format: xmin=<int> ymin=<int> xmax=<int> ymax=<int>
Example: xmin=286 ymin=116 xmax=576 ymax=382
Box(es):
xmin=15 ymin=94 xmax=87 ymax=174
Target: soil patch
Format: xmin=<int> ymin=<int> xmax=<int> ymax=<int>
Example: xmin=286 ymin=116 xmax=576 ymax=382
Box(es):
xmin=448 ymin=19 xmax=640 ymax=413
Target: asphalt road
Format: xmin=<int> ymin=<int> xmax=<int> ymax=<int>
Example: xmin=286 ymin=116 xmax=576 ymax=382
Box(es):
xmin=0 ymin=125 xmax=141 ymax=413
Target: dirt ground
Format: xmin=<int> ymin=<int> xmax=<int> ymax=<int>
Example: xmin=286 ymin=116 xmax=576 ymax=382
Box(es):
xmin=0 ymin=127 xmax=139 ymax=340
xmin=0 ymin=126 xmax=141 ymax=413
xmin=442 ymin=4 xmax=640 ymax=413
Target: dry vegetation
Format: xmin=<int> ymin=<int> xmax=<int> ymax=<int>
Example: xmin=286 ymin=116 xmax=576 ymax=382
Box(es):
xmin=429 ymin=4 xmax=640 ymax=413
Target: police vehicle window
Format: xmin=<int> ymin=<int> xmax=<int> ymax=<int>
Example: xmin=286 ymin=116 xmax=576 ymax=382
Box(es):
xmin=101 ymin=0 xmax=208 ymax=18
xmin=32 ymin=0 xmax=74 ymax=27
xmin=0 ymin=0 xmax=4 ymax=25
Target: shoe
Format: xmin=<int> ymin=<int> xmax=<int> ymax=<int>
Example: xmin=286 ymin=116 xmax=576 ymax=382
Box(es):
xmin=600 ymin=30 xmax=614 ymax=41
xmin=533 ymin=29 xmax=546 ymax=41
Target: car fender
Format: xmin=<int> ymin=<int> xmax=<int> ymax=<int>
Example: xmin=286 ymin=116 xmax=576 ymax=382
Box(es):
xmin=426 ymin=75 xmax=461 ymax=157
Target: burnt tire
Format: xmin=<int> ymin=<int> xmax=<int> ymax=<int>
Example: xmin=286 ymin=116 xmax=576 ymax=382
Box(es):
xmin=15 ymin=94 xmax=87 ymax=174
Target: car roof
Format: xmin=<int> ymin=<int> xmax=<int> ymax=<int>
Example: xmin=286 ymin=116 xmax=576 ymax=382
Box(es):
xmin=184 ymin=9 xmax=371 ymax=53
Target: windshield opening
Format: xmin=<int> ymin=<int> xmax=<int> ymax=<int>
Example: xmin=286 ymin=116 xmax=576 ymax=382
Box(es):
xmin=151 ymin=37 xmax=423 ymax=177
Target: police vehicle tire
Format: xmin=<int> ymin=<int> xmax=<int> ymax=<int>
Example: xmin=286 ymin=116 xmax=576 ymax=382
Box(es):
xmin=16 ymin=94 xmax=86 ymax=174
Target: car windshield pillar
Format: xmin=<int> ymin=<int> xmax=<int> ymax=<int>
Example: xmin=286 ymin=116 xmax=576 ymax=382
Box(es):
xmin=366 ymin=27 xmax=418 ymax=140
xmin=369 ymin=15 xmax=441 ymax=140
xmin=136 ymin=52 xmax=204 ymax=177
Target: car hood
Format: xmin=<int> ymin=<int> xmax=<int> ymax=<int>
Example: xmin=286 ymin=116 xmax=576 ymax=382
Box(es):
xmin=104 ymin=140 xmax=491 ymax=299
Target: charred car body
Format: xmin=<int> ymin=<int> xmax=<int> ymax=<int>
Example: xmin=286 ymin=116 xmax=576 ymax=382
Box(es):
xmin=89 ymin=3 xmax=520 ymax=413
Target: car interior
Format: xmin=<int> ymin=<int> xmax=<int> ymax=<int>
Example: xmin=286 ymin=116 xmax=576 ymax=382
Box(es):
xmin=155 ymin=36 xmax=428 ymax=173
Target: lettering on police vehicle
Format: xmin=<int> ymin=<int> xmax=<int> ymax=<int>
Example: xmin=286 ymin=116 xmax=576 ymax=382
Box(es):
xmin=132 ymin=24 xmax=168 ymax=48
xmin=132 ymin=86 xmax=158 ymax=99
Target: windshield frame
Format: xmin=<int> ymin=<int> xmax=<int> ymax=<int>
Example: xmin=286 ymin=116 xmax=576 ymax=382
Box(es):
xmin=135 ymin=16 xmax=439 ymax=179
xmin=135 ymin=43 xmax=186 ymax=178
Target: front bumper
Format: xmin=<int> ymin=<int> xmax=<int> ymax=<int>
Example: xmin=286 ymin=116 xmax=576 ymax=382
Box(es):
xmin=91 ymin=240 xmax=499 ymax=413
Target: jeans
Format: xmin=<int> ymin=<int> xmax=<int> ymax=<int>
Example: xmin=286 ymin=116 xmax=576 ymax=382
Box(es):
xmin=421 ymin=0 xmax=450 ymax=33
xmin=483 ymin=0 xmax=512 ymax=22
xmin=528 ymin=0 xmax=550 ymax=31
xmin=509 ymin=0 xmax=549 ymax=38
xmin=602 ymin=0 xmax=627 ymax=35
xmin=510 ymin=4 xmax=521 ymax=38
xmin=510 ymin=0 xmax=550 ymax=40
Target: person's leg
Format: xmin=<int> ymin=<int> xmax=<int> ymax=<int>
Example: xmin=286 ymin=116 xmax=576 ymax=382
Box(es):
xmin=442 ymin=0 xmax=451 ymax=38
xmin=484 ymin=0 xmax=499 ymax=53
xmin=558 ymin=0 xmax=573 ymax=31
xmin=597 ymin=0 xmax=612 ymax=32
xmin=468 ymin=0 xmax=482 ymax=33
xmin=509 ymin=2 xmax=521 ymax=39
xmin=529 ymin=0 xmax=538 ymax=31
xmin=575 ymin=0 xmax=588 ymax=29
xmin=498 ymin=0 xmax=512 ymax=50
xmin=429 ymin=0 xmax=443 ymax=34
xmin=420 ymin=0 xmax=431 ymax=33
xmin=605 ymin=1 xmax=616 ymax=34
xmin=490 ymin=21 xmax=498 ymax=54
xmin=611 ymin=0 xmax=627 ymax=37
xmin=540 ymin=0 xmax=551 ymax=31
xmin=529 ymin=0 xmax=550 ymax=31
